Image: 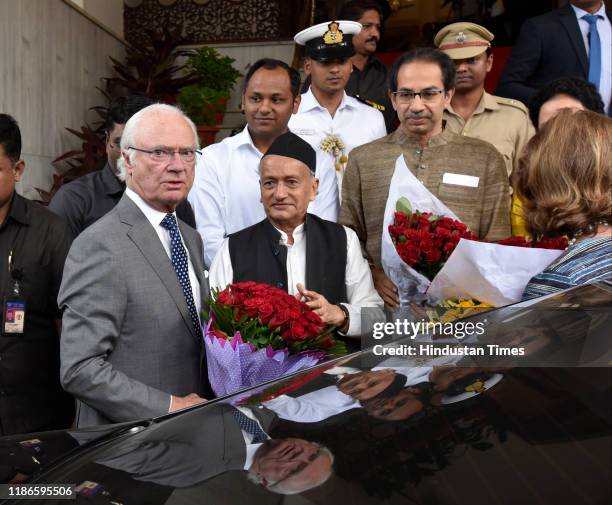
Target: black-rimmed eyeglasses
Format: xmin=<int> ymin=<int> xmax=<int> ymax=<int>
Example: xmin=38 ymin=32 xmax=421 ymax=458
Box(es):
xmin=391 ymin=89 xmax=445 ymax=104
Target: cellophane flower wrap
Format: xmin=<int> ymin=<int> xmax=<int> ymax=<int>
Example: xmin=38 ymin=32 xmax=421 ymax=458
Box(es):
xmin=203 ymin=281 xmax=347 ymax=396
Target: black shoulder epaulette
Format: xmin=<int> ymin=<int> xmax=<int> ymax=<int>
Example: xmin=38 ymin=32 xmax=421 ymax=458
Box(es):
xmin=353 ymin=94 xmax=386 ymax=112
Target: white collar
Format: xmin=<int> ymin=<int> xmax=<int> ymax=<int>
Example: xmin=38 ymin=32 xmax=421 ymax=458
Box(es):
xmin=234 ymin=126 xmax=265 ymax=156
xmin=244 ymin=443 xmax=263 ymax=471
xmin=572 ymin=2 xmax=607 ymax=19
xmin=124 ymin=187 xmax=174 ymax=228
xmin=273 ymin=222 xmax=305 ymax=246
xmin=300 ymin=87 xmax=352 ymax=113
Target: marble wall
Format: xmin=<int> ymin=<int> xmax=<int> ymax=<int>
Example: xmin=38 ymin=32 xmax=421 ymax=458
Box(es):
xmin=0 ymin=0 xmax=126 ymax=199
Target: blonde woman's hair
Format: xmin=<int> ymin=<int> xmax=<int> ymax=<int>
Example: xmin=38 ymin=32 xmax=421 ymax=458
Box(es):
xmin=515 ymin=109 xmax=612 ymax=238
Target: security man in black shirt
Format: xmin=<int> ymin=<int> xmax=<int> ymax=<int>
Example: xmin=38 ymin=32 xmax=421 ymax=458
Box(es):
xmin=49 ymin=95 xmax=196 ymax=237
xmin=0 ymin=114 xmax=74 ymax=435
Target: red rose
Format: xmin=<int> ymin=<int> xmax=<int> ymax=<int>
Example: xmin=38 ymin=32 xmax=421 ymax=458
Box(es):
xmin=270 ymin=308 xmax=291 ymax=329
xmin=533 ymin=236 xmax=568 ymax=250
xmin=394 ymin=211 xmax=409 ymax=227
xmin=258 ymin=302 xmax=275 ymax=324
xmin=217 ymin=289 xmax=233 ymax=305
xmin=284 ymin=322 xmax=307 ymax=341
xmin=435 ymin=226 xmax=452 ymax=238
xmin=425 ymin=248 xmax=442 ymax=264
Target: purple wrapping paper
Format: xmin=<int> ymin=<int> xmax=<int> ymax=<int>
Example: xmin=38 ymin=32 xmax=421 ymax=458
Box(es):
xmin=204 ymin=320 xmax=326 ymax=397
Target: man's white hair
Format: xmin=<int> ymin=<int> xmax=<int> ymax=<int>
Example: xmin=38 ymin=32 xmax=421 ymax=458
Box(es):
xmin=116 ymin=103 xmax=199 ymax=181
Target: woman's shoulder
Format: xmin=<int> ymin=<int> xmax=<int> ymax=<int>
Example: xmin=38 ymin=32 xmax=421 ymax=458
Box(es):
xmin=522 ymin=238 xmax=612 ymax=300
xmin=550 ymin=238 xmax=612 ymax=277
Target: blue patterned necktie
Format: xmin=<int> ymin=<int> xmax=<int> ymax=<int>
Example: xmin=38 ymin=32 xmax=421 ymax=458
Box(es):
xmin=232 ymin=409 xmax=269 ymax=443
xmin=583 ymin=14 xmax=602 ymax=87
xmin=160 ymin=213 xmax=201 ymax=335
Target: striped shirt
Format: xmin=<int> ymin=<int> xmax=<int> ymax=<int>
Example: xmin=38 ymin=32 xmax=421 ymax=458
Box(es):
xmin=522 ymin=237 xmax=612 ymax=300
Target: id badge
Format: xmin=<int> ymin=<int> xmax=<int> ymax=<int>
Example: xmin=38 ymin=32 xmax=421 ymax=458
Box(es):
xmin=2 ymin=297 xmax=26 ymax=335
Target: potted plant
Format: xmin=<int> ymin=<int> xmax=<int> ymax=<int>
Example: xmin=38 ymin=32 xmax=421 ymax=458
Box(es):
xmin=177 ymin=46 xmax=242 ymax=145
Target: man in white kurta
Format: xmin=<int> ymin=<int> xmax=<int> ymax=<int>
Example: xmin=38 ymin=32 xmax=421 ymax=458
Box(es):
xmin=209 ymin=131 xmax=383 ymax=339
xmin=289 ymin=20 xmax=387 ymax=193
xmin=261 ymin=365 xmax=433 ymax=423
xmin=188 ymin=58 xmax=339 ymax=267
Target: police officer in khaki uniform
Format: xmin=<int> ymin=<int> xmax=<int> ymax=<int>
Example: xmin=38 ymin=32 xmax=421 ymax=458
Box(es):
xmin=435 ymin=22 xmax=534 ymax=236
xmin=435 ymin=22 xmax=535 ymax=179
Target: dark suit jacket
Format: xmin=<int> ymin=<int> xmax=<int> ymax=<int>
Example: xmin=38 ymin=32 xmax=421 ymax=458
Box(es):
xmin=59 ymin=194 xmax=209 ymax=427
xmin=496 ymin=4 xmax=611 ymax=105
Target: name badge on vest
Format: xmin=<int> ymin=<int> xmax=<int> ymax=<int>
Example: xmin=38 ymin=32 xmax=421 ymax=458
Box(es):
xmin=2 ymin=252 xmax=26 ymax=336
xmin=442 ymin=172 xmax=480 ymax=188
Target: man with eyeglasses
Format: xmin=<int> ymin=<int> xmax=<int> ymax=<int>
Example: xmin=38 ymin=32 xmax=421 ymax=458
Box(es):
xmin=340 ymin=48 xmax=511 ymax=308
xmin=49 ymin=95 xmax=196 ymax=237
xmin=59 ymin=104 xmax=211 ymax=427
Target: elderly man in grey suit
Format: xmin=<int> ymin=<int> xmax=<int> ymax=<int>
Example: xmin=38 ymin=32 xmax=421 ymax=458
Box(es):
xmin=59 ymin=103 xmax=210 ymax=427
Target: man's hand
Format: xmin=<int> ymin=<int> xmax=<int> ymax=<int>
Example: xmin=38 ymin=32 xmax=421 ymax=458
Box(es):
xmin=371 ymin=265 xmax=399 ymax=308
xmin=169 ymin=393 xmax=206 ymax=413
xmin=296 ymin=283 xmax=347 ymax=329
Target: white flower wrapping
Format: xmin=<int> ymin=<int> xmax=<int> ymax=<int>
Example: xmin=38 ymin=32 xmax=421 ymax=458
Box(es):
xmin=381 ymin=155 xmax=564 ymax=307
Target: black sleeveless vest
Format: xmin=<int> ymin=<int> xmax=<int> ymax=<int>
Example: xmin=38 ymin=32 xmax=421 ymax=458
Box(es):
xmin=228 ymin=214 xmax=348 ymax=304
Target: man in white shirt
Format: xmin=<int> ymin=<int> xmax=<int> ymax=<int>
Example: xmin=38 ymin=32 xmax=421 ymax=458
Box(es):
xmin=263 ymin=366 xmax=433 ymax=423
xmin=189 ymin=58 xmax=339 ymax=268
xmin=289 ymin=20 xmax=387 ymax=192
xmin=209 ymin=131 xmax=383 ymax=341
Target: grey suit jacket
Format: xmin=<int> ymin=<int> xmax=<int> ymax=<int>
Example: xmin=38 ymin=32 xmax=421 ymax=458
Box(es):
xmin=95 ymin=404 xmax=248 ymax=488
xmin=59 ymin=194 xmax=209 ymax=427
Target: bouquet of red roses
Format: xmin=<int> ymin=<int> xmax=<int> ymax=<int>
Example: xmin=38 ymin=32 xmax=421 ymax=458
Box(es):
xmin=496 ymin=236 xmax=568 ymax=250
xmin=386 ymin=198 xmax=567 ymax=306
xmin=203 ymin=281 xmax=346 ymax=396
xmin=389 ymin=197 xmax=477 ymax=281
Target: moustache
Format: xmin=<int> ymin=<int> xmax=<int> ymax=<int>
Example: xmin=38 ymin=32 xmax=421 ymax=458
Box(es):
xmin=366 ymin=37 xmax=378 ymax=44
xmin=405 ymin=112 xmax=432 ymax=120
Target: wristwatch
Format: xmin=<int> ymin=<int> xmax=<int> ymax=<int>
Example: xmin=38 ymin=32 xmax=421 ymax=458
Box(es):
xmin=337 ymin=303 xmax=350 ymax=330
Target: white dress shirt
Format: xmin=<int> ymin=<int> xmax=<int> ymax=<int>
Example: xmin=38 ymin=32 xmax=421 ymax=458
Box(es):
xmin=234 ymin=406 xmax=269 ymax=470
xmin=125 ymin=187 xmax=201 ymax=316
xmin=288 ymin=88 xmax=387 ymax=191
xmin=572 ymin=3 xmax=612 ymax=113
xmin=263 ymin=365 xmax=433 ymax=423
xmin=188 ymin=127 xmax=339 ymax=268
xmin=209 ymin=222 xmax=383 ymax=336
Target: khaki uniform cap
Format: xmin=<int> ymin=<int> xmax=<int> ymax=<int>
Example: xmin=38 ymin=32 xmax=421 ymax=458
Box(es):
xmin=434 ymin=22 xmax=494 ymax=60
